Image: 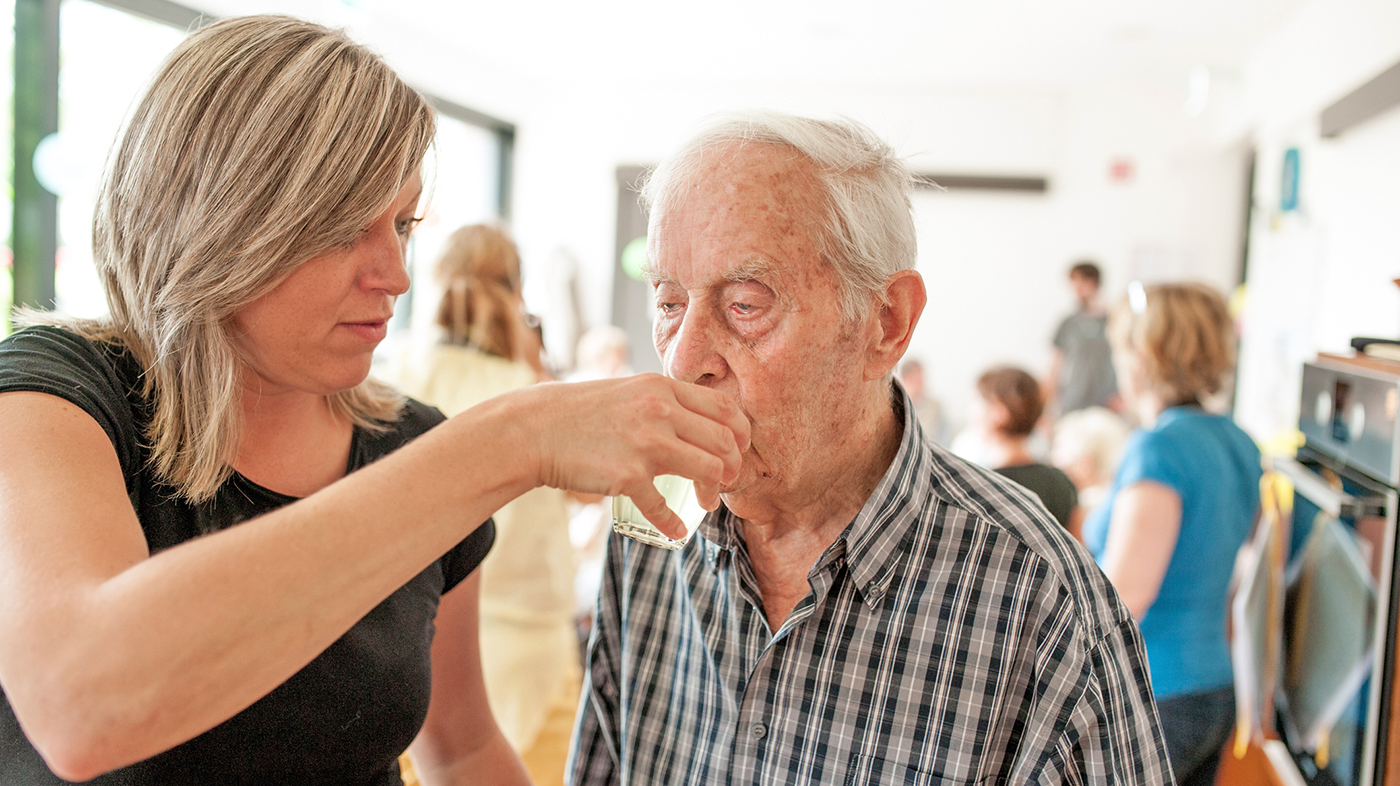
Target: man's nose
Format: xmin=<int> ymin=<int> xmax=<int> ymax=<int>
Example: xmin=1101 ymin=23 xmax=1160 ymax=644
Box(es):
xmin=662 ymin=305 xmax=726 ymax=386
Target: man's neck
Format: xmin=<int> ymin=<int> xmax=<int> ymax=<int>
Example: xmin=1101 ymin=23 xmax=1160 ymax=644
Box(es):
xmin=724 ymin=385 xmax=903 ymax=632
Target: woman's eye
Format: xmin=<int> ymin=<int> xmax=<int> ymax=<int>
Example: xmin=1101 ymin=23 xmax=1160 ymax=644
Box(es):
xmin=395 ymin=216 xmax=424 ymax=237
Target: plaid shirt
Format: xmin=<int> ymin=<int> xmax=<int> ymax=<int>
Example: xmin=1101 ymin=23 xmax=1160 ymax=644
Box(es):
xmin=569 ymin=388 xmax=1172 ymax=785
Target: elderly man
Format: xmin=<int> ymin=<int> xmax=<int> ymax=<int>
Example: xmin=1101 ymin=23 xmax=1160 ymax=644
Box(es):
xmin=569 ymin=113 xmax=1172 ymax=785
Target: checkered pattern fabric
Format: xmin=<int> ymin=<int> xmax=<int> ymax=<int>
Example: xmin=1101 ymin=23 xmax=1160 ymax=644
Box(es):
xmin=569 ymin=386 xmax=1172 ymax=785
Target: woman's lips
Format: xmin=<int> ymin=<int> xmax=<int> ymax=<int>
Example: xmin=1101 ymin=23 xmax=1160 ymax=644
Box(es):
xmin=341 ymin=320 xmax=388 ymax=342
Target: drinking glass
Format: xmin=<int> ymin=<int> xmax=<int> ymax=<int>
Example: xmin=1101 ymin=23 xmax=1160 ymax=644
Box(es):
xmin=611 ymin=475 xmax=708 ymax=550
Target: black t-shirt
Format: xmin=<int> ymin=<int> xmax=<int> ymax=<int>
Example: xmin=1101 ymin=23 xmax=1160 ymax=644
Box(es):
xmin=995 ymin=462 xmax=1079 ymax=530
xmin=0 ymin=326 xmax=494 ymax=785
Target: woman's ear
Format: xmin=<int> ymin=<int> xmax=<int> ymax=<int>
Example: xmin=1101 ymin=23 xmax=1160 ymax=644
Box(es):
xmin=987 ymin=401 xmax=1012 ymax=432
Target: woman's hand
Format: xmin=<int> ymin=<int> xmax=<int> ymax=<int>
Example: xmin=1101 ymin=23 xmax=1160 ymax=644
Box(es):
xmin=493 ymin=374 xmax=749 ymax=538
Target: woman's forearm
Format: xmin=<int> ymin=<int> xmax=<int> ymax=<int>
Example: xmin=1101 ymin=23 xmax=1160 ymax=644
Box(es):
xmin=1 ymin=375 xmax=745 ymax=779
xmin=3 ymin=398 xmax=534 ymax=779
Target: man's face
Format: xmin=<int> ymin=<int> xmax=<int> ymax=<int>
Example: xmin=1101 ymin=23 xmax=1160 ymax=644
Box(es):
xmin=649 ymin=143 xmax=878 ymax=506
xmin=1071 ymin=274 xmax=1099 ymax=306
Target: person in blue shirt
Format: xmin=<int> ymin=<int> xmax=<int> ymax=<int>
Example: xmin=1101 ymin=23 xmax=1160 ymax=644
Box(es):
xmin=1083 ymin=282 xmax=1261 ymax=786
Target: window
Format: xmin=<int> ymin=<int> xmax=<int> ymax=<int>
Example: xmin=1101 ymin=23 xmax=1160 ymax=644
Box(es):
xmin=398 ymin=112 xmax=503 ymax=338
xmin=50 ymin=0 xmax=185 ymax=318
xmin=7 ymin=0 xmax=513 ymax=342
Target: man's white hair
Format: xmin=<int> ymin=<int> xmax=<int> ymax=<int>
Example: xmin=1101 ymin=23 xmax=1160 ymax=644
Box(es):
xmin=639 ymin=111 xmax=917 ymax=322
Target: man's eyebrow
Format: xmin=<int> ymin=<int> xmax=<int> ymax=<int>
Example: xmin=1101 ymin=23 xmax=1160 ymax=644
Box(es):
xmin=642 ymin=265 xmax=668 ymax=286
xmin=643 ymin=258 xmax=776 ymax=286
xmin=723 ymin=258 xmax=777 ymax=284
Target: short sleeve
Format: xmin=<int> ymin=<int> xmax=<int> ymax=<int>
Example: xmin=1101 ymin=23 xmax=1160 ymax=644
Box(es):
xmin=1115 ymin=428 xmax=1187 ymax=495
xmin=440 ymin=519 xmax=495 ymax=593
xmin=1052 ymin=316 xmax=1071 ymax=350
xmin=0 ymin=326 xmax=140 ymax=476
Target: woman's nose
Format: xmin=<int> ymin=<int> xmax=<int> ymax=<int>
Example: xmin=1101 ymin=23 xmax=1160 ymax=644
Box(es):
xmin=360 ymin=228 xmax=411 ymax=297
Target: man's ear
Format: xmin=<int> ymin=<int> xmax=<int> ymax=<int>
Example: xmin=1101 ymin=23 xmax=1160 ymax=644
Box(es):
xmin=865 ymin=269 xmax=927 ymax=381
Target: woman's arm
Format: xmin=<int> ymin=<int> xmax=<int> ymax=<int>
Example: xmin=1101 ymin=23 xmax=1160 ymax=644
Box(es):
xmin=0 ymin=375 xmax=746 ymax=780
xmin=1097 ymin=480 xmax=1182 ymax=619
xmin=409 ymin=572 xmax=531 ymax=786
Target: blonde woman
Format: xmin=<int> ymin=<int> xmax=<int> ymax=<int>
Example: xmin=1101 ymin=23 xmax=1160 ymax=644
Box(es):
xmin=0 ymin=16 xmax=746 ymax=785
xmin=390 ymin=224 xmax=577 ymax=785
xmin=1082 ymin=282 xmax=1261 ymax=786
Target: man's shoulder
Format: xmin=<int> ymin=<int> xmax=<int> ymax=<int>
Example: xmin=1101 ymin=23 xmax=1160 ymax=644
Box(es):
xmin=917 ymin=446 xmax=1131 ymax=639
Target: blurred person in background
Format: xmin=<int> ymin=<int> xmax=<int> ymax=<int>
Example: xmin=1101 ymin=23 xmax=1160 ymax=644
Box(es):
xmin=389 ymin=223 xmax=576 ymax=786
xmin=565 ymin=325 xmax=633 ymax=384
xmin=897 ymin=358 xmax=949 ymax=446
xmin=0 ymin=16 xmax=748 ymax=786
xmin=1050 ymin=406 xmax=1131 ymax=523
xmin=1083 ymin=282 xmax=1261 ymax=786
xmin=968 ymin=366 xmax=1079 ymax=533
xmin=1046 ymin=261 xmax=1120 ymax=421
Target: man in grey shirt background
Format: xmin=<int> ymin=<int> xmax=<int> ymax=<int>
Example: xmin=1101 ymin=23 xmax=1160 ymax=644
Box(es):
xmin=1047 ymin=261 xmax=1121 ymax=418
xmin=569 ymin=112 xmax=1171 ymax=786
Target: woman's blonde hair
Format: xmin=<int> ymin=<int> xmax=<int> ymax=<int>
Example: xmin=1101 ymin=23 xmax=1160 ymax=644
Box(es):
xmin=28 ymin=15 xmax=436 ymax=503
xmin=433 ymin=224 xmax=533 ymax=362
xmin=1108 ymin=282 xmax=1235 ymax=405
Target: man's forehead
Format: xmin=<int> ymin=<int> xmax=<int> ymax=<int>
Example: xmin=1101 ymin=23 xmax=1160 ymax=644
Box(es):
xmin=692 ymin=140 xmax=823 ymax=199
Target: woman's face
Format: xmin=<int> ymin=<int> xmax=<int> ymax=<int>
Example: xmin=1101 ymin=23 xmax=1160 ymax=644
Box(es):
xmin=231 ymin=172 xmax=423 ymax=398
xmin=1112 ymin=345 xmax=1161 ymax=422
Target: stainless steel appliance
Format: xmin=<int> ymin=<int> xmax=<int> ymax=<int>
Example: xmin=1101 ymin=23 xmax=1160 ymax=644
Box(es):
xmin=1273 ymin=354 xmax=1400 ymax=786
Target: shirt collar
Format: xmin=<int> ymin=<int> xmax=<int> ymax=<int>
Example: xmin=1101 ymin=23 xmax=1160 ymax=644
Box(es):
xmin=698 ymin=378 xmax=937 ymax=607
xmin=841 ymin=378 xmax=935 ymax=606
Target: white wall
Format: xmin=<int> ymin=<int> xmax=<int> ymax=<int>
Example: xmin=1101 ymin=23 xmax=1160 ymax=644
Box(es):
xmin=1232 ymin=0 xmax=1400 ymax=445
xmin=497 ymin=81 xmax=1247 ymax=430
xmin=180 ymin=0 xmax=1255 ymax=430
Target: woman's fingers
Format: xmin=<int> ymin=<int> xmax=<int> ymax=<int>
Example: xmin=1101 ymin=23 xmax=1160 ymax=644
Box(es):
xmin=656 ymin=380 xmax=748 ymax=486
xmin=624 ymin=481 xmax=687 ymax=540
xmin=693 ymin=481 xmax=723 ymax=513
xmin=517 ymin=374 xmax=748 ymax=514
xmin=668 ymin=380 xmax=750 ymax=449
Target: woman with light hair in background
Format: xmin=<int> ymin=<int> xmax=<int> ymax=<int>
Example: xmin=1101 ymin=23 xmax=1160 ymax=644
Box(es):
xmin=1049 ymin=406 xmax=1131 ymax=521
xmin=1083 ymin=282 xmax=1261 ymax=786
xmin=0 ymin=16 xmax=746 ymax=785
xmin=389 ymin=223 xmax=578 ymax=786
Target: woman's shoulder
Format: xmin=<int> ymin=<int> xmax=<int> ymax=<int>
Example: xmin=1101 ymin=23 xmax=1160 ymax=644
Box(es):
xmin=396 ymin=397 xmax=448 ymax=436
xmin=1 ymin=323 xmax=122 ymax=365
xmin=0 ymin=324 xmax=146 ymax=476
xmin=1152 ymin=409 xmax=1258 ymax=455
xmin=355 ymin=397 xmax=446 ymax=461
xmin=0 ymin=324 xmax=141 ymax=399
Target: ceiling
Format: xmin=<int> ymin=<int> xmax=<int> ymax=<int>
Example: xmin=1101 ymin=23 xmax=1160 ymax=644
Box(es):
xmin=198 ymin=0 xmax=1307 ymax=95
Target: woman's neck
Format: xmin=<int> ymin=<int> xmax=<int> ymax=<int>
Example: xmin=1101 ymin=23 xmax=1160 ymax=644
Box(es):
xmin=985 ymin=431 xmax=1035 ymax=469
xmin=234 ymin=389 xmax=353 ymax=497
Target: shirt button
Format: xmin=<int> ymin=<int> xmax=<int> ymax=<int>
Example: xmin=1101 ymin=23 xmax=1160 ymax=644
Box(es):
xmin=750 ymin=723 xmax=767 ymax=740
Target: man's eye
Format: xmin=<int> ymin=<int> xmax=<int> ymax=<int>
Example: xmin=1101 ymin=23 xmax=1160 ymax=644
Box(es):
xmin=732 ymin=302 xmax=755 ymax=315
xmin=658 ymin=302 xmax=682 ymax=314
